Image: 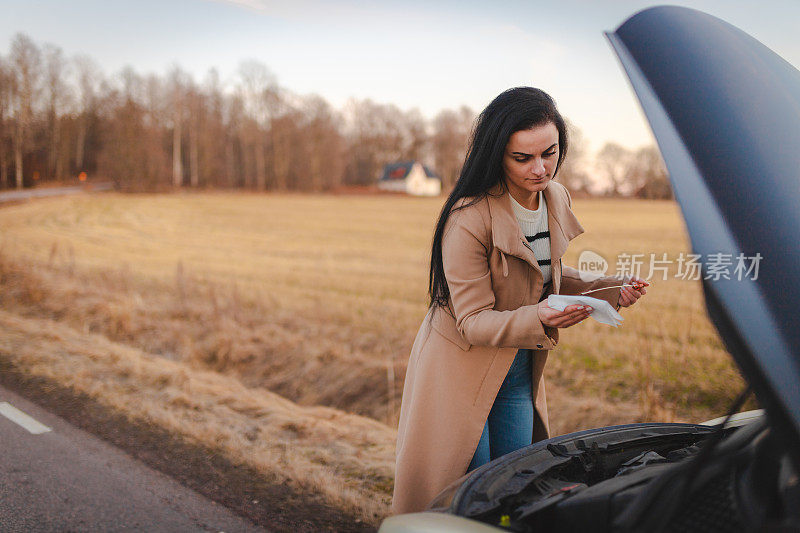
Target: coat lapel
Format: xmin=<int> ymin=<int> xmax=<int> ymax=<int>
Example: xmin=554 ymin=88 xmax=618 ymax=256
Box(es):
xmin=486 ymin=182 xmax=584 ymax=272
xmin=543 ymin=183 xmax=584 ymax=261
xmin=486 ymin=185 xmax=538 ymax=270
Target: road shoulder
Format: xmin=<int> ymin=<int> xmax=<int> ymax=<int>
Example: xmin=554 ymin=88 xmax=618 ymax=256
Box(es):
xmin=0 ymin=358 xmax=374 ymax=532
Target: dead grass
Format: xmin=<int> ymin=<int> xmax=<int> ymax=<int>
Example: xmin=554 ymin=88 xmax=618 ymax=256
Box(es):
xmin=0 ymin=193 xmax=746 ymax=420
xmin=0 ymin=192 xmax=752 ymax=520
xmin=0 ymin=251 xmax=404 ymax=424
xmin=0 ymin=309 xmax=396 ymax=524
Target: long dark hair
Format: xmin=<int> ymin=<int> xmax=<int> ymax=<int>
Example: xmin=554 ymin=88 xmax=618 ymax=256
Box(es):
xmin=428 ymin=87 xmax=569 ymax=309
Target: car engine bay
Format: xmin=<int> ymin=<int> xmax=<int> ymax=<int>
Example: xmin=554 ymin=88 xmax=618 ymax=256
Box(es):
xmin=449 ymin=419 xmax=800 ymax=532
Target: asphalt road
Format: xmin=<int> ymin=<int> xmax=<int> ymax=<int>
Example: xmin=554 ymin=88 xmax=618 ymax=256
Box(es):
xmin=0 ymin=384 xmax=267 ymax=533
xmin=0 ymin=183 xmax=114 ymax=203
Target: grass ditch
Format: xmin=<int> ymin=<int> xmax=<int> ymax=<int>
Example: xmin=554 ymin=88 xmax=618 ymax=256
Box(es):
xmin=0 ymin=251 xmax=405 ymax=425
xmin=0 ymin=309 xmax=395 ymax=526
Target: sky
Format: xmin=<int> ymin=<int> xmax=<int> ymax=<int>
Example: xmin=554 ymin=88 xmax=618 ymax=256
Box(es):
xmin=2 ymin=0 xmax=799 ymax=156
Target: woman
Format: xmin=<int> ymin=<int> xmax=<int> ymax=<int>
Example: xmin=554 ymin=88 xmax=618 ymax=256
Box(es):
xmin=391 ymin=87 xmax=647 ymax=515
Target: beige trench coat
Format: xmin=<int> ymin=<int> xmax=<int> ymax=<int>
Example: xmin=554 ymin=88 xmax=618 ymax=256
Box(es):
xmin=391 ymin=181 xmax=622 ymax=515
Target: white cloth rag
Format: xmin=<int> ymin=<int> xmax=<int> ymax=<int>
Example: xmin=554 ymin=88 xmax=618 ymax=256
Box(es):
xmin=546 ymin=294 xmax=624 ymax=327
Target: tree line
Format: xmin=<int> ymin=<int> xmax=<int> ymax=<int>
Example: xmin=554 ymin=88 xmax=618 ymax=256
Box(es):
xmin=0 ymin=33 xmax=671 ymax=197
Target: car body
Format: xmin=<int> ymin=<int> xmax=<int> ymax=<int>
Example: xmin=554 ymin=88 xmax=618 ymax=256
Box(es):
xmin=381 ymin=5 xmax=800 ymax=532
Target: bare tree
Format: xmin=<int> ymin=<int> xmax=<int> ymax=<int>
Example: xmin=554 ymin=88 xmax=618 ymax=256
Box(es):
xmin=432 ymin=105 xmax=474 ymax=189
xmin=99 ymin=67 xmax=150 ymax=189
xmin=594 ymin=142 xmax=670 ymax=198
xmin=596 ymin=142 xmax=633 ymax=196
xmin=298 ymin=94 xmax=345 ymax=191
xmin=43 ymin=44 xmax=69 ymax=181
xmin=557 ymin=120 xmax=591 ymax=195
xmin=9 ymin=33 xmax=41 ymax=189
xmin=72 ymin=54 xmax=100 ymax=174
xmin=185 ymin=80 xmax=202 ymax=187
xmin=400 ymin=108 xmax=427 ymax=162
xmin=168 ymin=66 xmax=191 ymax=188
xmin=238 ymin=60 xmax=277 ymax=190
xmin=343 ymin=98 xmax=407 ymax=185
xmin=200 ymin=69 xmax=226 ymax=188
xmin=270 ymin=102 xmax=298 ymax=190
xmin=224 ymin=92 xmax=245 ymax=188
xmin=142 ymin=73 xmax=170 ymax=188
xmin=0 ymin=56 xmax=11 ymax=188
xmin=630 ymin=145 xmax=672 ymax=199
xmin=432 ymin=109 xmax=459 ymax=188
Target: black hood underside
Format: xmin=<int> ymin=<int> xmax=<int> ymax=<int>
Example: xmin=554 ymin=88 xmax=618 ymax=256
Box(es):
xmin=605 ymin=5 xmax=800 ymax=466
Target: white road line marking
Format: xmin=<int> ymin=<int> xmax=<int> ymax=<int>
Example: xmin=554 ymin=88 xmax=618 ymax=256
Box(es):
xmin=0 ymin=402 xmax=52 ymax=434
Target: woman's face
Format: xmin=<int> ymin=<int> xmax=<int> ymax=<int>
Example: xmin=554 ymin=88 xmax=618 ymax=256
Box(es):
xmin=502 ymin=122 xmax=560 ymax=200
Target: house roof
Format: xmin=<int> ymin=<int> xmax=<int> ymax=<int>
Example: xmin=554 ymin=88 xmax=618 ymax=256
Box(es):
xmin=379 ymin=161 xmax=441 ymax=181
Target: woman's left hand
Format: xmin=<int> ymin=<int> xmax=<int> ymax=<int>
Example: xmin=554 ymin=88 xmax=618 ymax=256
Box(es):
xmin=618 ymin=277 xmax=649 ymax=308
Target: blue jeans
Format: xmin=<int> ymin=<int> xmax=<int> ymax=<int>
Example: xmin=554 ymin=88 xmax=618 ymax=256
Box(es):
xmin=467 ymin=349 xmax=533 ymax=472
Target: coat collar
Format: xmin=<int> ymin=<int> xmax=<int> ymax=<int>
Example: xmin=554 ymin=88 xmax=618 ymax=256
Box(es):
xmin=485 ymin=181 xmax=584 ymax=269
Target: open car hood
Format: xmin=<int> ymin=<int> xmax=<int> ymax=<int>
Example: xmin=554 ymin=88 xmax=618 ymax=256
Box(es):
xmin=605 ymin=6 xmax=800 ymax=465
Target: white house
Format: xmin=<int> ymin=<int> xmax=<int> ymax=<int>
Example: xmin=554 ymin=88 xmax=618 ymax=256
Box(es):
xmin=377 ymin=161 xmax=442 ymax=196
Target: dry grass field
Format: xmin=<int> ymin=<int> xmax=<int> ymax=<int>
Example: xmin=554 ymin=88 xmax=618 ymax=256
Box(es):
xmin=0 ymin=191 xmax=748 ymax=524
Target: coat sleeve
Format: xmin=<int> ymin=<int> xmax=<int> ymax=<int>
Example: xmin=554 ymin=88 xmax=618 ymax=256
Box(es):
xmin=442 ymin=204 xmax=556 ymax=350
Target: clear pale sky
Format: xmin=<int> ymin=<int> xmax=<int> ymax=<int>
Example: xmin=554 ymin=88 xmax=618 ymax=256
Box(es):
xmin=2 ymin=0 xmax=799 ymax=155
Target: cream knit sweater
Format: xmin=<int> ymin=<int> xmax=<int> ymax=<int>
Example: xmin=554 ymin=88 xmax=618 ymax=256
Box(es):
xmin=509 ymin=191 xmax=552 ymax=284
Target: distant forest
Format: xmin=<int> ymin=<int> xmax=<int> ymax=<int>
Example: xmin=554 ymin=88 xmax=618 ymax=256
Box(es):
xmin=0 ymin=33 xmax=671 ymax=197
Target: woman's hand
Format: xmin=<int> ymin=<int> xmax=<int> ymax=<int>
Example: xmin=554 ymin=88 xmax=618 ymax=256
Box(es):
xmin=538 ymin=303 xmax=592 ymax=328
xmin=618 ymin=276 xmax=649 ymax=308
